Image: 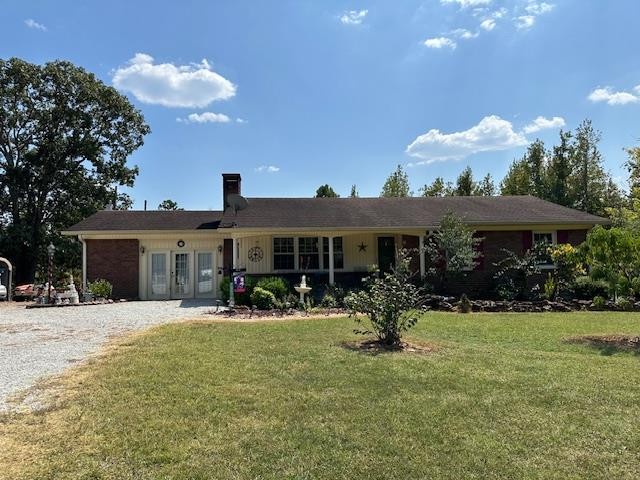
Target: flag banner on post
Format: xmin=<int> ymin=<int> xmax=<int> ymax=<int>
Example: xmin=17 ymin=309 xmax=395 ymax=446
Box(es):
xmin=233 ymin=273 xmax=246 ymax=293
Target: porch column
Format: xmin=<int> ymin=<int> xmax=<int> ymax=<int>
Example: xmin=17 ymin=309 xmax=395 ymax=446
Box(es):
xmin=80 ymin=235 xmax=87 ymax=291
xmin=229 ymin=237 xmax=239 ymax=307
xmin=419 ymin=234 xmax=426 ymax=279
xmin=328 ymin=236 xmax=335 ymax=285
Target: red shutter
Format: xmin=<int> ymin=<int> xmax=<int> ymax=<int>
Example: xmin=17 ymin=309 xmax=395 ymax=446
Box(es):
xmin=557 ymin=230 xmax=569 ymax=244
xmin=522 ymin=230 xmax=533 ymax=253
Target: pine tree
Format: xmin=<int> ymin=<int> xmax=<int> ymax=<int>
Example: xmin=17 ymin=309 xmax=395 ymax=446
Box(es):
xmin=547 ymin=130 xmax=573 ymax=206
xmin=500 ymin=158 xmax=531 ymax=195
xmin=526 ymin=139 xmax=547 ymax=198
xmin=455 ymin=166 xmax=475 ymax=196
xmin=421 ymin=177 xmax=447 ymax=197
xmin=474 ymin=173 xmax=496 ymax=196
xmin=381 ymin=164 xmax=411 ymax=197
xmin=350 ymin=184 xmax=359 ymax=198
xmin=569 ymin=120 xmax=607 ymax=214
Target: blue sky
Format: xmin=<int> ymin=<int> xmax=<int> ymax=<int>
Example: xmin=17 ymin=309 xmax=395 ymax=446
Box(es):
xmin=2 ymin=0 xmax=639 ymax=209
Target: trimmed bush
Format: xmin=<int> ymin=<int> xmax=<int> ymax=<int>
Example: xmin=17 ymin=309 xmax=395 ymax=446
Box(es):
xmin=250 ymin=287 xmax=276 ymax=310
xmin=615 ymin=296 xmax=633 ymax=312
xmin=255 ymin=276 xmax=289 ymax=300
xmin=88 ymin=279 xmax=112 ymax=299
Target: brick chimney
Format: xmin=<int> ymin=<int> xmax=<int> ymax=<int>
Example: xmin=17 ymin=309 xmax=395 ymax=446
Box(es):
xmin=222 ymin=173 xmax=241 ymax=210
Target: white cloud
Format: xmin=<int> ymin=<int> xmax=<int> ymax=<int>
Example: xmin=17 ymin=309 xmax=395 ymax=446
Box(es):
xmin=451 ymin=28 xmax=479 ymax=39
xmin=490 ymin=7 xmax=508 ymax=19
xmin=406 ymin=115 xmax=528 ymax=163
xmin=340 ymin=10 xmax=368 ymax=25
xmin=424 ymin=37 xmax=457 ymax=49
xmin=112 ymin=53 xmax=236 ymax=108
xmin=24 ymin=19 xmax=46 ymax=31
xmin=255 ymin=165 xmax=280 ymax=173
xmin=588 ymin=86 xmax=639 ymax=105
xmin=522 ymin=116 xmax=566 ymax=134
xmin=177 ymin=112 xmax=231 ymax=124
xmin=236 ymin=118 xmax=247 ymax=124
xmin=441 ymin=0 xmax=492 ymax=8
xmin=515 ymin=15 xmax=536 ymax=29
xmin=525 ymin=2 xmax=554 ymax=15
xmin=480 ymin=19 xmax=496 ymax=31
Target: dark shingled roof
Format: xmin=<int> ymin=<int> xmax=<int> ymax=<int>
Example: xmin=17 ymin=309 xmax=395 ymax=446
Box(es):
xmin=65 ymin=210 xmax=222 ymax=232
xmin=65 ymin=196 xmax=608 ymax=233
xmin=223 ymin=196 xmax=608 ymax=229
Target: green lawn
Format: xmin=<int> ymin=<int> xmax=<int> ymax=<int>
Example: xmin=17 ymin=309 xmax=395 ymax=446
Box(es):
xmin=2 ymin=312 xmax=640 ymax=479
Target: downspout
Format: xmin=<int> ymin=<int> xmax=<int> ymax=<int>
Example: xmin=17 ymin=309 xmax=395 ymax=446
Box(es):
xmin=78 ymin=235 xmax=87 ymax=292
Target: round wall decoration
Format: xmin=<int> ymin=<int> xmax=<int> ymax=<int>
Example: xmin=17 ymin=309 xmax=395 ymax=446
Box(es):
xmin=248 ymin=246 xmax=264 ymax=262
xmin=177 ymin=240 xmax=185 ymax=248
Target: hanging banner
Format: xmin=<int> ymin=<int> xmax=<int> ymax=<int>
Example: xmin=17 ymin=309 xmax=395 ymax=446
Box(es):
xmin=233 ymin=273 xmax=246 ymax=293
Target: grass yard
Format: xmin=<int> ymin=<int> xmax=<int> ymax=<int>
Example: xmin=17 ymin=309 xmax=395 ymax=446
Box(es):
xmin=1 ymin=312 xmax=640 ymax=479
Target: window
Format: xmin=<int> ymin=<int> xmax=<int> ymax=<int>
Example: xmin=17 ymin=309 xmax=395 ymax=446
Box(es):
xmin=533 ymin=231 xmax=555 ymax=267
xmin=298 ymin=237 xmax=319 ymax=270
xmin=197 ymin=252 xmax=213 ymax=294
xmin=322 ymin=237 xmax=344 ymax=269
xmin=273 ymin=237 xmax=294 ymax=270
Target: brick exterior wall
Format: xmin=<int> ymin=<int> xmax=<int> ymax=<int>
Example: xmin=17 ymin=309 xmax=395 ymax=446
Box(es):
xmin=86 ymin=239 xmax=139 ymax=299
xmin=440 ymin=229 xmax=588 ymax=298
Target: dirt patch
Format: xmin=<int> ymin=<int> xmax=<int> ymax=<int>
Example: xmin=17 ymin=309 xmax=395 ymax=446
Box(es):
xmin=340 ymin=338 xmax=438 ymax=355
xmin=565 ymin=334 xmax=640 ymax=354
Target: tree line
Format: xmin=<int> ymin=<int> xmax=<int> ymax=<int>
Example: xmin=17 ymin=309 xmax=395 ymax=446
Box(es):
xmin=316 ymin=119 xmax=638 ymax=222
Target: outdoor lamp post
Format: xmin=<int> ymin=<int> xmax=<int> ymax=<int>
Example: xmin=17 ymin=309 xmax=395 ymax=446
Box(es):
xmin=47 ymin=242 xmax=55 ymax=304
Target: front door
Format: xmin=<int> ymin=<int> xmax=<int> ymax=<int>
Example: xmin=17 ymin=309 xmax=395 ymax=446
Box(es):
xmin=377 ymin=237 xmax=396 ymax=273
xmin=149 ymin=251 xmax=170 ymax=299
xmin=171 ymin=252 xmax=193 ymax=299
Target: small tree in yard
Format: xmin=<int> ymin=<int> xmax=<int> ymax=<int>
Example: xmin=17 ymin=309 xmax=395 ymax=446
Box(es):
xmin=424 ymin=212 xmax=482 ymax=292
xmin=345 ymin=249 xmax=426 ymax=348
xmin=493 ymin=243 xmax=548 ymax=300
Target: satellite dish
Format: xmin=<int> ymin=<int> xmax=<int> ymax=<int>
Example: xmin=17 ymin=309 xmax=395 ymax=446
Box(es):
xmin=227 ymin=194 xmax=248 ymax=214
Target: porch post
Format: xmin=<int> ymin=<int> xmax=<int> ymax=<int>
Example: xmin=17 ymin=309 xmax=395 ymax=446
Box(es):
xmin=229 ymin=237 xmax=238 ymax=307
xmin=328 ymin=236 xmax=335 ymax=285
xmin=80 ymin=235 xmax=87 ymax=291
xmin=419 ymin=234 xmax=426 ymax=279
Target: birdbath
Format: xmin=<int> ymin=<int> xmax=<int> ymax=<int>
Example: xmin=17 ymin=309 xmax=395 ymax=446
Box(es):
xmin=294 ymin=275 xmax=311 ymax=305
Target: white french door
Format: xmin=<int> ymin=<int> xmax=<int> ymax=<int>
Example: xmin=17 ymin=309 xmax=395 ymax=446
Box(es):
xmin=148 ymin=250 xmax=216 ymax=300
xmin=171 ymin=252 xmax=193 ymax=299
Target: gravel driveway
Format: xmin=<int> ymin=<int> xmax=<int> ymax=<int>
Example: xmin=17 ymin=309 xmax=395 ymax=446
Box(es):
xmin=0 ymin=300 xmax=218 ymax=412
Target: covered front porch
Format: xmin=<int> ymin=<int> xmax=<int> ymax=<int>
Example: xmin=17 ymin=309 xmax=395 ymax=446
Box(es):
xmin=227 ymin=229 xmax=428 ymax=286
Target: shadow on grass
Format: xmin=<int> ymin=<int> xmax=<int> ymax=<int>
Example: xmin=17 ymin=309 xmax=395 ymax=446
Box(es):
xmin=564 ymin=335 xmax=640 ymax=356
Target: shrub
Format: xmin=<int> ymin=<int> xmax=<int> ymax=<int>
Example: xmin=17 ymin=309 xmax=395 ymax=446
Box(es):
xmin=320 ymin=293 xmax=338 ymax=308
xmin=493 ymin=243 xmax=548 ymax=300
xmin=615 ymin=296 xmax=633 ymax=312
xmin=458 ymin=294 xmax=472 ymax=313
xmin=592 ymin=295 xmax=606 ymax=310
xmin=88 ymin=279 xmax=112 ymax=299
xmin=571 ymin=276 xmax=609 ymax=300
xmin=220 ymin=276 xmax=257 ymax=306
xmin=543 ymin=275 xmax=556 ymax=301
xmin=250 ymin=287 xmax=276 ymax=310
xmin=255 ymin=276 xmax=289 ymax=300
xmin=345 ymin=249 xmax=426 ymax=347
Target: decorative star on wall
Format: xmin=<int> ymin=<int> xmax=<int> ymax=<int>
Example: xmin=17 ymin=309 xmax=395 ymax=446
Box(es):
xmin=358 ymin=242 xmax=368 ymax=252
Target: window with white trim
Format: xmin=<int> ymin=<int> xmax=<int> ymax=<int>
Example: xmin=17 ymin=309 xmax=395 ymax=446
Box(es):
xmin=298 ymin=237 xmax=320 ymax=270
xmin=273 ymin=237 xmax=294 ymax=270
xmin=322 ymin=237 xmax=344 ymax=270
xmin=533 ymin=231 xmax=555 ymax=267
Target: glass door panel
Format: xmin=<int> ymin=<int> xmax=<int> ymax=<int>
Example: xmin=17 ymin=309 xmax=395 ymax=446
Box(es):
xmin=172 ymin=252 xmax=192 ymax=298
xmin=197 ymin=252 xmax=213 ymax=294
xmin=150 ymin=253 xmax=168 ymax=297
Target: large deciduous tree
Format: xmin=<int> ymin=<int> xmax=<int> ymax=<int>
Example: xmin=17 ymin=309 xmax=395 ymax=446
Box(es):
xmin=158 ymin=199 xmax=183 ymax=211
xmin=315 ymin=184 xmax=339 ymax=198
xmin=0 ymin=58 xmax=150 ymax=283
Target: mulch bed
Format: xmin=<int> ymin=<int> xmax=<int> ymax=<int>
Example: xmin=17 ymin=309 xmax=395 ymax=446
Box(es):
xmin=340 ymin=339 xmax=437 ymax=355
xmin=564 ymin=334 xmax=640 ymax=352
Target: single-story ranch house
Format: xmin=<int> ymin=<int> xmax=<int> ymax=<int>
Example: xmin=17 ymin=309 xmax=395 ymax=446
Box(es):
xmin=63 ymin=173 xmax=609 ymax=300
